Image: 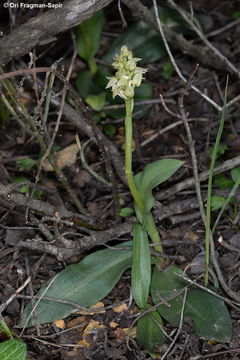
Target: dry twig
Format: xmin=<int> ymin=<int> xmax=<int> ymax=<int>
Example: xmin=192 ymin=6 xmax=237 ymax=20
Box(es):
xmin=0 ymin=0 xmax=113 ymax=65
xmin=157 ymin=155 xmax=240 ymax=200
xmin=122 ymin=0 xmax=237 ymax=76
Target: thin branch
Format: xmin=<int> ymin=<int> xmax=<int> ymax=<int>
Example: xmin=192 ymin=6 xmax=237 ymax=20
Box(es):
xmin=39 ymin=50 xmax=77 ymax=177
xmin=140 ymin=95 xmax=208 ymax=148
xmin=177 ymin=66 xmax=206 ymax=225
xmin=20 ymin=274 xmax=59 ymax=335
xmin=176 ymin=273 xmax=240 ymax=311
xmin=118 ymin=0 xmax=128 ymax=28
xmin=152 ymin=0 xmax=221 ymax=112
xmin=0 ymin=0 xmax=113 ymax=65
xmin=0 ymin=277 xmax=31 ymax=313
xmin=157 ymin=155 xmax=240 ymax=200
xmin=78 ymin=138 xmax=111 ymax=187
xmin=18 ymin=63 xmax=125 ymax=184
xmin=17 ymin=294 xmax=129 ymax=314
xmin=205 ymin=18 xmax=240 ymax=39
xmin=161 ymin=288 xmax=188 ymax=360
xmin=167 ymin=0 xmax=239 ymax=77
xmin=0 ymin=182 xmax=111 ymax=231
xmin=122 ymin=0 xmax=236 ymax=75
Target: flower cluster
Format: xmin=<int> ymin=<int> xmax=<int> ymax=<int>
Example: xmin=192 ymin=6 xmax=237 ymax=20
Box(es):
xmin=106 ymin=45 xmax=147 ymax=100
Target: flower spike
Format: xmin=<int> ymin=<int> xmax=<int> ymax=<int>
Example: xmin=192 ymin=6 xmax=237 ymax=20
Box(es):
xmin=106 ymin=45 xmax=147 ymax=100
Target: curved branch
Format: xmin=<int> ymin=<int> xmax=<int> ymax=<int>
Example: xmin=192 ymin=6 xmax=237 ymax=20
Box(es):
xmin=122 ymin=0 xmax=237 ymax=75
xmin=0 ymin=0 xmax=112 ymax=65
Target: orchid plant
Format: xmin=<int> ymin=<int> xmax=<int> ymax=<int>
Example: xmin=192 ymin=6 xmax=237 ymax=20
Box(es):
xmin=106 ymin=45 xmax=183 ymax=307
xmin=105 ymin=47 xmax=232 ymax=352
xmin=106 ymin=46 xmax=166 ymax=254
xmin=17 ymin=46 xmax=232 ymax=355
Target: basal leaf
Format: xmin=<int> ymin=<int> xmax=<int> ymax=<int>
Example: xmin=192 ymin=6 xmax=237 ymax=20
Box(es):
xmin=209 ymin=143 xmax=227 ymax=160
xmin=103 ymin=5 xmax=192 ymax=65
xmin=234 ymin=11 xmax=240 ymax=19
xmin=16 ymin=158 xmax=37 ymax=170
xmin=134 ymin=159 xmax=183 ymax=220
xmin=151 ymin=265 xmax=232 ymax=342
xmin=133 ymin=34 xmax=166 ymax=63
xmin=210 ymin=195 xmax=227 ymax=211
xmin=75 ymin=70 xmax=103 ymax=99
xmin=137 ymin=305 xmax=165 ymax=352
xmin=162 ymin=60 xmax=174 ymax=79
xmin=75 ymin=11 xmax=104 ymax=73
xmin=214 ymin=174 xmax=233 ymax=189
xmin=103 ymin=21 xmax=166 ymax=64
xmin=0 ymin=339 xmax=26 ymax=360
xmin=119 ymin=207 xmax=134 ymax=217
xmin=231 ymin=167 xmax=240 ymax=182
xmin=103 ymin=123 xmax=116 ymax=136
xmin=75 ymin=67 xmax=153 ymax=120
xmin=12 ymin=176 xmax=30 ymax=194
xmin=131 ymin=224 xmax=151 ymax=308
xmin=86 ymin=92 xmax=105 ymax=111
xmin=18 ymin=242 xmax=133 ymax=328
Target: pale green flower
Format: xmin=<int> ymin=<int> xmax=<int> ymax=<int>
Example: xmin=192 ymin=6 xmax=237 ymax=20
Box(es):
xmin=106 ymin=45 xmax=147 ymax=99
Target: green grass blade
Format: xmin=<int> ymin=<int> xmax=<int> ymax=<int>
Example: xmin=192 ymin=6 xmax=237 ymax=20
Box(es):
xmin=205 ymin=77 xmax=229 ymax=286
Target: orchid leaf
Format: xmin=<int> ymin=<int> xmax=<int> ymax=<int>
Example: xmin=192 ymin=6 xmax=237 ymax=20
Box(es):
xmin=134 ymin=159 xmax=183 ymax=222
xmin=151 ymin=265 xmax=232 ymax=342
xmin=19 ymin=242 xmax=132 ymax=327
xmin=75 ymin=11 xmax=104 ymax=73
xmin=0 ymin=339 xmax=26 ymax=360
xmin=131 ymin=224 xmax=151 ymax=308
xmin=137 ymin=305 xmax=165 ymax=352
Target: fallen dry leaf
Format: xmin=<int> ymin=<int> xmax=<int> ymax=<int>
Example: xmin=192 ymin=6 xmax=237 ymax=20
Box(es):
xmin=54 ymin=319 xmax=65 ymax=329
xmin=114 ymin=327 xmax=136 ymax=341
xmin=184 ymin=231 xmax=198 ymax=242
xmin=77 ymin=338 xmax=92 ymax=348
xmin=76 ymin=301 xmax=105 ymax=315
xmin=112 ymin=303 xmax=128 ymax=313
xmin=160 ymin=227 xmax=198 ymax=242
xmin=109 ymin=321 xmax=119 ymax=329
xmin=73 ymin=170 xmax=92 ymax=188
xmin=77 ymin=320 xmax=105 ymax=347
xmin=42 ymin=143 xmax=79 ymax=171
xmin=67 ymin=315 xmax=87 ymax=330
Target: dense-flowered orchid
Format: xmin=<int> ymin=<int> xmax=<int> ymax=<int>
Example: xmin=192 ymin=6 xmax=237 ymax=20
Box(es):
xmin=106 ymin=45 xmax=147 ymax=99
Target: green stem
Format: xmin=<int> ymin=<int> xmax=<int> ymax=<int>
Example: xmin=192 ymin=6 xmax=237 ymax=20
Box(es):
xmin=124 ymin=98 xmax=162 ymax=252
xmin=145 ymin=213 xmax=163 ymax=252
xmin=125 ymin=98 xmax=144 ymax=212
